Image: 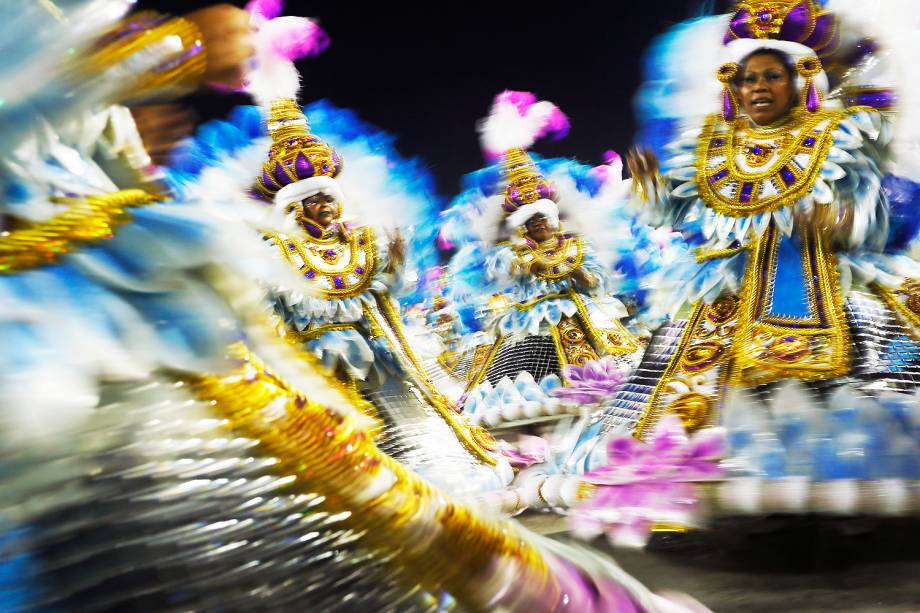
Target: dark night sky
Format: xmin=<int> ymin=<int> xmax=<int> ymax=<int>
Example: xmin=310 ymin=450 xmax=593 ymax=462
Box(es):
xmin=144 ymin=2 xmax=725 ymax=195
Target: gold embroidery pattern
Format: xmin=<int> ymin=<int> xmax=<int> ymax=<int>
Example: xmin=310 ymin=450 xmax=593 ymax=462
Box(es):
xmin=635 ymin=296 xmax=739 ymax=439
xmin=568 ymin=291 xmax=640 ymax=356
xmin=695 ymin=111 xmax=841 ymax=217
xmin=555 ymin=316 xmax=600 ymax=366
xmin=512 ymin=234 xmax=585 ymax=282
xmin=733 ymin=225 xmax=851 ymax=385
xmin=264 ymin=227 xmax=377 ymax=299
xmin=0 ymin=189 xmax=161 ymax=274
xmin=875 ymin=280 xmax=920 ymax=341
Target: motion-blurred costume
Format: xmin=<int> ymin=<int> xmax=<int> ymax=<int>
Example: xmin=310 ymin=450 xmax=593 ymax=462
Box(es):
xmin=578 ymin=0 xmax=920 ymax=441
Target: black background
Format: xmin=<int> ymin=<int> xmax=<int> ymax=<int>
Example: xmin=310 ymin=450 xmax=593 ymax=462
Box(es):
xmin=142 ymin=1 xmax=728 ymax=194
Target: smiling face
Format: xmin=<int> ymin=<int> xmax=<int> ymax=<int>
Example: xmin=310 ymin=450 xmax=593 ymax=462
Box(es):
xmin=289 ymin=192 xmax=338 ymax=228
xmin=737 ymin=52 xmax=796 ymax=126
xmin=524 ymin=213 xmax=553 ymax=243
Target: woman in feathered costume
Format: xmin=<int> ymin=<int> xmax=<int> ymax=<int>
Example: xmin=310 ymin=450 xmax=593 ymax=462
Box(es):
xmin=244 ymin=46 xmax=511 ymax=494
xmin=591 ymin=0 xmax=920 ymax=444
xmin=454 ymin=93 xmax=644 ymax=398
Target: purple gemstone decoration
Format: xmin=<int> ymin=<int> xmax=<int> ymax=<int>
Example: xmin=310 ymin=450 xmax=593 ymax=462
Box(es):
xmin=287 ymin=242 xmax=295 ymax=249
xmin=509 ymin=188 xmax=522 ymax=203
xmin=552 ymin=266 xmax=560 ymax=274
xmin=758 ymin=11 xmax=771 ymax=22
xmin=780 ymin=2 xmax=812 ymax=44
xmin=739 ymin=182 xmax=754 ymax=203
xmin=803 ymin=14 xmax=836 ymax=55
xmin=536 ymin=183 xmax=552 ymax=199
xmin=806 ymin=83 xmax=821 ymax=113
xmin=803 ymin=136 xmax=816 ymax=148
xmin=322 ymin=163 xmax=330 ymax=173
xmin=566 ymin=257 xmax=576 ymax=263
xmin=725 ymin=8 xmax=752 ymax=43
xmin=261 ymin=169 xmax=279 ymax=189
xmin=752 ymin=145 xmax=763 ymax=155
xmin=295 ymin=152 xmax=315 ymax=178
xmin=722 ymin=89 xmax=736 ymax=121
xmin=273 ymin=162 xmax=292 ymax=186
xmin=325 ymin=250 xmax=335 ymax=257
xmin=305 ymin=269 xmax=316 ymax=279
xmin=358 ymin=239 xmax=365 ymax=245
xmin=711 ymin=138 xmax=726 ymax=148
xmin=355 ymin=267 xmax=364 ymax=275
xmin=333 ymin=275 xmax=344 ymax=289
xmin=780 ymin=166 xmax=796 ymax=187
xmin=287 ymin=139 xmax=296 ymax=145
xmin=709 ymin=169 xmax=729 ymax=184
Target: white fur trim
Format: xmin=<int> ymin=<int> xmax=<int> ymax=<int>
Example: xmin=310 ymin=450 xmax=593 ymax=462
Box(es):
xmin=506 ymin=199 xmax=559 ymax=228
xmin=724 ymin=39 xmax=829 ymax=94
xmin=274 ymin=176 xmax=345 ymax=209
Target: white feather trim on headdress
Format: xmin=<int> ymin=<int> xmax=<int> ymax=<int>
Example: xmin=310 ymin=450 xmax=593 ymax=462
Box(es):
xmin=274 ymin=175 xmax=345 ymax=209
xmin=506 ymin=199 xmax=559 ymax=229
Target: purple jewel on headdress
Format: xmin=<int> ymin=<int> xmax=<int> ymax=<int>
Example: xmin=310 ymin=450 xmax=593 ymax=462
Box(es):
xmin=325 ymin=250 xmax=335 ymax=257
xmin=724 ymin=8 xmax=753 ymax=43
xmin=261 ymin=169 xmax=279 ymax=190
xmin=509 ymin=188 xmax=522 ymax=204
xmin=779 ymin=2 xmax=812 ymax=44
xmin=536 ymin=183 xmax=553 ymax=200
xmin=355 ymin=267 xmax=364 ymax=275
xmin=358 ymin=239 xmax=365 ymax=245
xmin=322 ymin=163 xmax=330 ymax=173
xmin=802 ymin=14 xmax=837 ymax=56
xmin=273 ymin=162 xmax=292 ymax=186
xmin=333 ymin=275 xmax=344 ymax=289
xmin=552 ymin=266 xmax=559 ymax=274
xmin=566 ymin=257 xmax=575 ymax=263
xmin=711 ymin=138 xmax=726 ymax=148
xmin=803 ymin=136 xmax=816 ymax=148
xmin=295 ymin=152 xmax=315 ymax=179
xmin=305 ymin=269 xmax=316 ymax=279
xmin=709 ymin=169 xmax=729 ymax=184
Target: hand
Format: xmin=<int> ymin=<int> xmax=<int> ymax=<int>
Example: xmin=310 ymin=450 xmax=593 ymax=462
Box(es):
xmin=571 ymin=266 xmax=595 ymax=288
xmin=387 ymin=230 xmax=406 ymax=271
xmin=528 ymin=261 xmax=547 ymax=275
xmin=131 ymin=103 xmax=197 ymax=165
xmin=625 ymin=146 xmax=661 ymax=202
xmin=184 ymin=4 xmax=255 ymax=91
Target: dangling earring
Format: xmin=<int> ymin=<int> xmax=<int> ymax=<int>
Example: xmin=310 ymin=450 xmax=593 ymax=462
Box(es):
xmin=797 ymin=56 xmax=823 ymax=113
xmin=717 ymin=63 xmax=741 ymax=122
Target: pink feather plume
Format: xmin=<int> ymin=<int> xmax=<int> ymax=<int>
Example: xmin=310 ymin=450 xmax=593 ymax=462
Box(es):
xmin=479 ymin=90 xmax=569 ymax=160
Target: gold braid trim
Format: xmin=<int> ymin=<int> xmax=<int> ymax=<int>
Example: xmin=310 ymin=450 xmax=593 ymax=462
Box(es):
xmin=0 ymin=189 xmax=161 ymax=274
xmin=186 ymin=344 xmax=552 ymax=611
xmin=371 ymin=294 xmax=499 ymax=462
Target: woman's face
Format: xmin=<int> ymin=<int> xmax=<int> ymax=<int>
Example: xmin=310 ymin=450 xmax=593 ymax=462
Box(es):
xmin=289 ymin=192 xmax=338 ymax=228
xmin=524 ymin=213 xmax=553 ymax=243
xmin=738 ymin=53 xmax=795 ymax=126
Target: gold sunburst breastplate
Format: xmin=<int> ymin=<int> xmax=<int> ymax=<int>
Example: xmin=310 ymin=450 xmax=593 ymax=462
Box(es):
xmin=265 ymin=227 xmax=377 ymax=299
xmin=513 ymin=234 xmax=584 ymax=282
xmin=695 ymin=111 xmax=842 ymax=217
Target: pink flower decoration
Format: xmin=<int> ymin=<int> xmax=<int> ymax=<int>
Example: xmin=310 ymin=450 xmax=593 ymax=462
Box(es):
xmin=569 ymin=416 xmax=726 ymax=547
xmin=497 ymin=435 xmax=549 ymax=469
xmin=552 ymin=357 xmax=627 ymax=406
